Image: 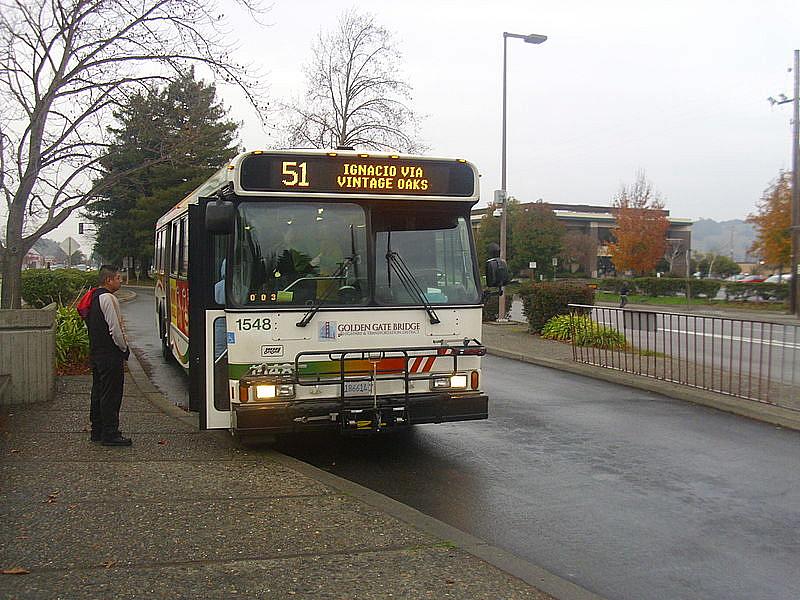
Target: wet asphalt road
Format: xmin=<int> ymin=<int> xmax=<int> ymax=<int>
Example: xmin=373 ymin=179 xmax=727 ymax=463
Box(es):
xmin=123 ymin=288 xmax=800 ymax=600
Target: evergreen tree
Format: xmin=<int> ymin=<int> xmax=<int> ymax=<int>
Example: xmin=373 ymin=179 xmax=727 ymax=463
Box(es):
xmin=85 ymin=69 xmax=239 ymax=273
xmin=510 ymin=202 xmax=565 ymax=276
xmin=475 ymin=199 xmax=520 ymax=266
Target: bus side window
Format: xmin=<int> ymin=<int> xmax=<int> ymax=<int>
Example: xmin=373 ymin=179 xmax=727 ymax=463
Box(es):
xmin=170 ymin=221 xmax=180 ymax=276
xmin=179 ymin=217 xmax=189 ymax=277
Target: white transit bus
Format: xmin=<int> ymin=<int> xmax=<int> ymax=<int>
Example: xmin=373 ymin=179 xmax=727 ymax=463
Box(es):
xmin=154 ymin=149 xmax=508 ymax=435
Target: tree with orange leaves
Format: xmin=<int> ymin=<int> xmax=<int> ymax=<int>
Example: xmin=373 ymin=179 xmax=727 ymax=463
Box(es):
xmin=747 ymin=173 xmax=791 ymax=266
xmin=608 ymin=172 xmax=671 ymax=275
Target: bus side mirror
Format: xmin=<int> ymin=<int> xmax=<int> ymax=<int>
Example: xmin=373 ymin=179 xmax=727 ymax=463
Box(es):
xmin=485 ymin=257 xmax=510 ymax=288
xmin=206 ymin=199 xmax=235 ymax=234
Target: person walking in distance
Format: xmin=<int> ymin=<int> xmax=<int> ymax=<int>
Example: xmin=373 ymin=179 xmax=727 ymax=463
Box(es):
xmin=619 ymin=281 xmax=630 ymax=308
xmin=88 ymin=266 xmax=132 ymax=446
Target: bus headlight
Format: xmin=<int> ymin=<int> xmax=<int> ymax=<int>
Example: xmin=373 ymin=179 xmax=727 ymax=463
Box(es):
xmin=239 ymin=377 xmax=295 ymax=402
xmin=430 ymin=373 xmax=469 ymax=390
xmin=255 ymin=384 xmax=276 ymax=399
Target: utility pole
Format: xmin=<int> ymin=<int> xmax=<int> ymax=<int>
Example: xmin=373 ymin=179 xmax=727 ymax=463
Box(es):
xmin=768 ymin=49 xmax=799 ymax=316
xmin=792 ymin=49 xmax=800 ymax=317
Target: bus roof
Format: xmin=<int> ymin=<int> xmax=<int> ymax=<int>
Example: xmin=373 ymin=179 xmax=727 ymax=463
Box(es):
xmin=156 ymin=149 xmax=480 ymax=229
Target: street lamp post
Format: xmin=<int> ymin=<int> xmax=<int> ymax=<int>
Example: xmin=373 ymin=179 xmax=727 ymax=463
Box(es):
xmin=498 ymin=31 xmax=547 ymax=322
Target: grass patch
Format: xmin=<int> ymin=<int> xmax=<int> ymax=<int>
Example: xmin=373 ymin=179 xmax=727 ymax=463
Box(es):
xmin=596 ymin=291 xmax=788 ymax=311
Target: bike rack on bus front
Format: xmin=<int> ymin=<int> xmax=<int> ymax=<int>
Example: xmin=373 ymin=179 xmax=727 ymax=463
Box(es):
xmin=293 ymin=339 xmax=486 ymax=431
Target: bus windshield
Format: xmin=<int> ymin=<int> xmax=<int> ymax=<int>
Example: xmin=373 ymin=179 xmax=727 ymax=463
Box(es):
xmin=233 ymin=202 xmax=368 ymax=306
xmin=374 ymin=206 xmax=480 ymax=306
xmin=232 ymin=202 xmax=480 ymax=307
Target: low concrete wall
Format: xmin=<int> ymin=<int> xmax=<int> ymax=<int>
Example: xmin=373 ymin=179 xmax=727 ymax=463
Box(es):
xmin=0 ymin=309 xmax=56 ymax=405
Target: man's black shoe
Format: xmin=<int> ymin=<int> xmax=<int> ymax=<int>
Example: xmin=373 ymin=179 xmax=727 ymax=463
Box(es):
xmin=101 ymin=435 xmax=132 ymax=447
xmin=90 ymin=433 xmax=102 ymax=443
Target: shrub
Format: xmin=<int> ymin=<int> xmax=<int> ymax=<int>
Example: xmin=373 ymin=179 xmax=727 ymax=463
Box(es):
xmin=595 ymin=279 xmax=627 ymax=293
xmin=518 ymin=281 xmax=595 ymax=333
xmin=632 ymin=277 xmax=686 ymax=297
xmin=55 ymin=305 xmax=90 ymax=368
xmin=539 ymin=313 xmax=574 ymax=341
xmin=482 ymin=293 xmax=499 ymax=321
xmin=688 ymin=279 xmax=722 ymax=299
xmin=725 ymin=282 xmax=788 ymax=302
xmin=541 ymin=314 xmax=627 ymax=349
xmin=21 ymin=268 xmax=97 ymax=308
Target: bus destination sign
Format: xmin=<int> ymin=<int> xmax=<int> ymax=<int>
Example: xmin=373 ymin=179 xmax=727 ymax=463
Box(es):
xmin=239 ymin=154 xmax=475 ymax=197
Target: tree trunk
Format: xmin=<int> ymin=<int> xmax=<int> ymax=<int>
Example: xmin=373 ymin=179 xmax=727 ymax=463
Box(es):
xmin=1 ymin=248 xmax=25 ymax=309
xmin=2 ymin=202 xmax=31 ymax=309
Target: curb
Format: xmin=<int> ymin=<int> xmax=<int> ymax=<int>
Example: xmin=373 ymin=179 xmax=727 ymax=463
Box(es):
xmin=271 ymin=450 xmax=608 ymax=600
xmin=125 ymin=344 xmax=197 ymax=430
xmin=485 ymin=346 xmax=800 ymax=432
xmin=122 ymin=341 xmax=606 ymax=600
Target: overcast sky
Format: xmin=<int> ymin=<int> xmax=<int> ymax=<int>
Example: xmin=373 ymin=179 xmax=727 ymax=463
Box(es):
xmin=58 ymin=0 xmax=799 ymax=247
xmin=226 ymin=0 xmax=799 ymax=222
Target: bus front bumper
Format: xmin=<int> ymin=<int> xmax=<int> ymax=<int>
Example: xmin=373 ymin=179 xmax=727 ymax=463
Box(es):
xmin=231 ymin=391 xmax=488 ymax=434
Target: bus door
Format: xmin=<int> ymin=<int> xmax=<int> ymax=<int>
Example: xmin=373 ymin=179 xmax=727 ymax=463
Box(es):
xmin=188 ymin=203 xmax=231 ymax=430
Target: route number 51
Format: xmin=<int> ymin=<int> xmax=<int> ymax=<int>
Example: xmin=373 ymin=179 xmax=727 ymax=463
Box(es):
xmin=282 ymin=161 xmax=310 ymax=187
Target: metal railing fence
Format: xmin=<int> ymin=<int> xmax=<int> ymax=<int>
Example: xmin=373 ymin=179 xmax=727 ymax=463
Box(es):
xmin=568 ymin=304 xmax=800 ymax=412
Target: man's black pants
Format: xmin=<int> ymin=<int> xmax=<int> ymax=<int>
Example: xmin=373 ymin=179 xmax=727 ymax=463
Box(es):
xmin=90 ymin=354 xmax=124 ymax=439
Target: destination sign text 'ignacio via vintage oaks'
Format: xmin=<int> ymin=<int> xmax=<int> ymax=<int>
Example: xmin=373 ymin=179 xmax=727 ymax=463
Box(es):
xmin=239 ymin=153 xmax=475 ymax=197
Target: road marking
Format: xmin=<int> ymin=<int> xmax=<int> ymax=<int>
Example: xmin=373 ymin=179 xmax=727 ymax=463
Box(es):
xmin=657 ymin=327 xmax=800 ymax=350
xmin=595 ymin=319 xmax=800 ymax=350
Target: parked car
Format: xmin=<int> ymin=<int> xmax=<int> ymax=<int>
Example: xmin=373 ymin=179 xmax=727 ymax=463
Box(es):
xmin=764 ymin=273 xmax=791 ymax=284
xmin=740 ymin=274 xmax=767 ymax=283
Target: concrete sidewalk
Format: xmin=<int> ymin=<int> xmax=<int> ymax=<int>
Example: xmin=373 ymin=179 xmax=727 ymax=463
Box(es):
xmin=0 ymin=354 xmax=603 ymax=599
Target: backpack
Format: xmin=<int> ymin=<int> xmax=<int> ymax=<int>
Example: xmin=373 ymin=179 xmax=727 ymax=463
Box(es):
xmin=76 ymin=287 xmax=97 ymax=320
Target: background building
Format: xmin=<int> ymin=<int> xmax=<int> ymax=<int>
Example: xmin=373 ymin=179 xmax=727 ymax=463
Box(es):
xmin=472 ymin=202 xmax=693 ymax=277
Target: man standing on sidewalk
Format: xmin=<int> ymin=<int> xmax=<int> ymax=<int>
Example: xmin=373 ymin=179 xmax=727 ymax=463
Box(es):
xmin=88 ymin=265 xmax=132 ymax=446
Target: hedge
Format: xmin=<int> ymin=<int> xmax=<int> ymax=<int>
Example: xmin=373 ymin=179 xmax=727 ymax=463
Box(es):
xmin=518 ymin=281 xmax=595 ymax=333
xmin=21 ymin=268 xmax=98 ymax=308
xmin=594 ymin=278 xmax=723 ymax=299
xmin=724 ymin=282 xmax=788 ymax=302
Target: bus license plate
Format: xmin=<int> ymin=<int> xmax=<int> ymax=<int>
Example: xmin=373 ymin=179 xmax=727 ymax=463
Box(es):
xmin=344 ymin=381 xmax=374 ymax=396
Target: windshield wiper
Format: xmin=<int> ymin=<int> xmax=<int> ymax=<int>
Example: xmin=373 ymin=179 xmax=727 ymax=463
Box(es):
xmin=296 ymin=256 xmax=357 ymax=327
xmin=386 ymin=250 xmax=440 ymax=325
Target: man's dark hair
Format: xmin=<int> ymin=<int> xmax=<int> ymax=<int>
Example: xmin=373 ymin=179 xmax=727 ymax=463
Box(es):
xmin=98 ymin=265 xmax=119 ymax=286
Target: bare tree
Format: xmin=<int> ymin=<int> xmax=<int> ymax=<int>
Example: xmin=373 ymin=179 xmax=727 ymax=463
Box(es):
xmin=663 ymin=239 xmax=684 ymax=273
xmin=560 ymin=231 xmax=597 ymax=276
xmin=0 ymin=0 xmax=267 ymax=308
xmin=282 ymin=9 xmax=425 ymax=153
